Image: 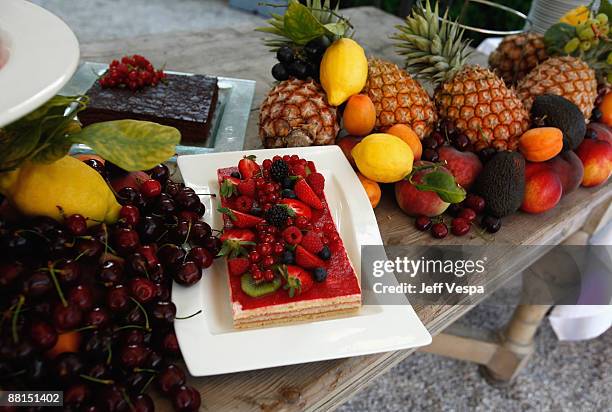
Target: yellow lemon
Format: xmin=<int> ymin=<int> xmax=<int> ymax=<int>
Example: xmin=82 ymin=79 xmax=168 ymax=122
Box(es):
xmin=320 ymin=38 xmax=368 ymax=106
xmin=0 ymin=156 xmax=121 ymax=226
xmin=560 ymin=6 xmax=590 ymax=26
xmin=351 ymin=133 xmax=414 ymax=183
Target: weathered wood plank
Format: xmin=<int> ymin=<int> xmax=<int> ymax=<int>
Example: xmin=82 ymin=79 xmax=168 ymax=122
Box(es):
xmin=79 ymin=7 xmax=612 ymax=411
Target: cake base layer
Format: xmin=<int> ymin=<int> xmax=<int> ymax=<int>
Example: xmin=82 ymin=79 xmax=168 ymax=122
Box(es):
xmin=234 ymin=305 xmax=361 ymax=329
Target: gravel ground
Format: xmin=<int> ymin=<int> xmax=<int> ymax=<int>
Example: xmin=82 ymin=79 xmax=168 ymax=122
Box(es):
xmin=30 ymin=1 xmax=612 ymax=410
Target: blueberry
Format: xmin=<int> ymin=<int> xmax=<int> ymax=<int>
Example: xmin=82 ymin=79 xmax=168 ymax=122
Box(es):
xmin=281 ymin=189 xmax=297 ymax=199
xmin=318 ymin=245 xmax=331 ymax=260
xmin=230 ymin=171 xmax=241 ymax=179
xmin=250 ymin=206 xmax=263 ymax=216
xmin=281 ymin=250 xmax=294 ymax=265
xmin=313 ymin=267 xmax=327 ymax=282
xmin=282 ymin=177 xmax=294 ymax=189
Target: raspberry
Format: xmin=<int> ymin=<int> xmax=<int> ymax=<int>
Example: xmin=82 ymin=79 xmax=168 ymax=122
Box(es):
xmin=234 ymin=195 xmax=253 ymax=213
xmin=306 ymin=172 xmax=325 ymax=196
xmin=282 ymin=226 xmax=303 ymax=245
xmin=300 ymin=232 xmax=324 ymax=254
xmin=306 ymin=161 xmax=317 ymax=174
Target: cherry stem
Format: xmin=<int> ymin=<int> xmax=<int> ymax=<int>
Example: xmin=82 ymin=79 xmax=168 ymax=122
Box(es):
xmin=133 ymin=368 xmax=157 ymax=374
xmin=106 ymin=343 xmax=112 ymax=365
xmin=114 ymin=324 xmax=147 ymax=331
xmin=140 ymin=374 xmax=156 ymax=394
xmin=72 ymin=325 xmax=98 ymax=333
xmin=182 ymin=221 xmax=193 ymax=247
xmin=11 ymin=295 xmax=25 ymax=344
xmin=195 ymin=192 xmax=216 ymax=197
xmin=48 ymin=263 xmax=68 ymax=307
xmin=121 ymin=388 xmax=134 ymax=411
xmin=175 ymin=309 xmax=203 ymax=320
xmin=129 ymin=297 xmax=150 ymax=331
xmin=80 ymin=374 xmax=114 ymax=385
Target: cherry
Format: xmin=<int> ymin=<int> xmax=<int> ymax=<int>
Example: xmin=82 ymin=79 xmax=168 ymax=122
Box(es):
xmin=147 ymin=163 xmax=169 ymax=184
xmin=47 ymin=229 xmax=73 ymax=257
xmin=415 ymin=215 xmax=432 ymax=231
xmin=85 ymin=307 xmax=110 ymax=328
xmin=65 ymin=214 xmax=88 ymax=236
xmin=156 ymin=198 xmax=176 ymax=216
xmin=53 ymin=352 xmax=84 ymax=382
xmin=107 ymin=284 xmax=130 ymax=312
xmin=82 ymin=332 xmax=112 ymax=360
xmin=457 ymin=208 xmax=477 ymax=222
xmin=451 ymin=217 xmax=471 ymax=236
xmin=56 ymin=260 xmax=82 ymax=285
xmin=148 ymin=263 xmax=166 ymax=283
xmin=189 ymin=221 xmax=212 ymax=245
xmin=453 ymin=134 xmax=470 ymax=151
xmin=118 ymin=187 xmax=144 ymax=208
xmin=0 ymin=261 xmax=24 ymax=287
xmin=75 ymin=238 xmax=104 ymax=260
xmin=177 ymin=210 xmax=199 ymax=223
xmin=29 ymin=321 xmax=58 ymax=349
xmin=188 ymin=246 xmax=214 ymax=269
xmin=422 ymin=148 xmax=439 ymax=162
xmin=172 ymin=385 xmax=201 ymax=412
xmin=202 ymin=236 xmax=222 ymax=256
xmin=173 ymin=261 xmax=202 ymax=286
xmin=64 ymin=383 xmax=91 ymax=406
xmin=125 ymin=305 xmax=147 ymax=326
xmin=481 ymin=215 xmax=502 ymax=233
xmin=141 ymin=179 xmax=162 ymax=198
xmin=119 ymin=205 xmax=140 ymax=226
xmin=166 ymin=182 xmax=182 ymax=197
xmin=120 ymin=344 xmax=150 ymax=369
xmin=98 ymin=260 xmax=124 ymax=285
xmin=161 ymin=330 xmax=180 ymax=356
xmin=115 ymin=228 xmax=140 ymax=254
xmin=422 ymin=136 xmax=438 ymax=149
xmin=464 ymin=194 xmax=486 ymax=214
xmin=129 ymin=277 xmax=157 ymax=303
xmin=175 ymin=191 xmax=201 ymax=211
xmin=25 ymin=356 xmax=48 ymax=384
xmin=22 ymin=270 xmax=52 ymax=298
xmin=83 ymin=158 xmax=106 ymax=176
xmin=131 ymin=393 xmax=154 ymax=412
xmin=138 ymin=245 xmax=158 ymax=267
xmin=121 ymin=329 xmax=146 ymax=346
xmin=156 ymin=364 xmax=186 ymax=394
xmin=151 ymin=301 xmax=176 ymax=324
xmin=146 ymin=350 xmax=164 ymax=369
xmin=97 ymin=385 xmax=129 ymax=412
xmin=68 ymin=285 xmax=95 ymax=311
xmin=431 ymin=223 xmax=448 ymax=239
xmin=86 ymin=362 xmax=112 ymax=380
xmin=123 ymin=371 xmax=149 ymax=394
xmin=128 ymin=252 xmax=149 ymax=276
xmin=158 ymin=244 xmax=186 ymax=269
xmin=137 ymin=215 xmax=165 ymax=243
xmin=53 ymin=303 xmax=83 ymax=330
xmin=446 ymin=203 xmax=462 ymax=217
xmin=156 ymin=282 xmax=171 ymax=301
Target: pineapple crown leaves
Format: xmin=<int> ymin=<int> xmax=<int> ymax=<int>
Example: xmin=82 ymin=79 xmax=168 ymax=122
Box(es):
xmin=392 ymin=0 xmax=473 ymax=85
xmin=255 ymin=0 xmax=353 ymax=50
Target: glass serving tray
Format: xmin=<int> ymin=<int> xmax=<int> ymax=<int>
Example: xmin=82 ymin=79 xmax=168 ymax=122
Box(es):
xmin=61 ymin=61 xmax=255 ymax=155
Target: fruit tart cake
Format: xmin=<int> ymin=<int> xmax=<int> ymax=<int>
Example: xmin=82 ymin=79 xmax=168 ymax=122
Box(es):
xmin=217 ymin=154 xmax=361 ymax=329
xmin=79 ymin=55 xmax=218 ymax=144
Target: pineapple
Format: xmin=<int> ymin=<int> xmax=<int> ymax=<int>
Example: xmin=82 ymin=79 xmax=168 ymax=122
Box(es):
xmin=362 ymin=58 xmax=437 ymax=139
xmin=488 ymin=32 xmax=549 ymax=85
xmin=393 ymin=1 xmax=530 ymax=151
xmin=259 ymin=79 xmax=339 ymax=148
xmin=516 ymin=56 xmax=598 ymax=119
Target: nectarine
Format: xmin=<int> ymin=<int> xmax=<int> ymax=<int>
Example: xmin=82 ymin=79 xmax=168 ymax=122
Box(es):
xmin=576 ymin=139 xmax=612 ymax=187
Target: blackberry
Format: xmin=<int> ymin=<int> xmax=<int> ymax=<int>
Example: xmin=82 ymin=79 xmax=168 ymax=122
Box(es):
xmin=230 ymin=171 xmax=241 ymax=179
xmin=265 ymin=205 xmax=289 ymax=228
xmin=270 ymin=160 xmax=289 ymax=182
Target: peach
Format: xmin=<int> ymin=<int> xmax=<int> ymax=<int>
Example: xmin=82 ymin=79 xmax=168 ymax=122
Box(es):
xmin=437 ymin=146 xmax=483 ymax=190
xmin=343 ymin=94 xmax=376 ymax=136
xmin=576 ymin=139 xmax=612 ymax=187
xmin=357 ymin=173 xmax=381 ymax=208
xmin=386 ymin=124 xmax=422 ymax=160
xmin=587 ymin=123 xmax=612 ymax=146
xmin=336 ymin=136 xmax=363 ymax=168
xmin=394 ymin=161 xmax=450 ymax=217
xmin=521 ymin=163 xmax=562 ymax=214
xmin=546 ymin=151 xmax=584 ymax=195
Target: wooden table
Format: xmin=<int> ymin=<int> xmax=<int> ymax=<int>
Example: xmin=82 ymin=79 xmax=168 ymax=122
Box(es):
xmin=81 ymin=7 xmax=612 ymax=411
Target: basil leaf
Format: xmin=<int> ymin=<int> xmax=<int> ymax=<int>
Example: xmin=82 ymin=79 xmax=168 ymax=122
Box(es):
xmin=413 ymin=171 xmax=466 ymax=204
xmin=73 ymin=120 xmax=180 ymax=171
xmin=284 ymin=1 xmax=326 ymax=45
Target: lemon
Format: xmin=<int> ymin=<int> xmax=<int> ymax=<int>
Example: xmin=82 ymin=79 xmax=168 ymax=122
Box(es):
xmin=351 ymin=133 xmax=414 ymax=183
xmin=560 ymin=6 xmax=590 ymax=26
xmin=320 ymin=38 xmax=368 ymax=106
xmin=0 ymin=156 xmax=121 ymax=226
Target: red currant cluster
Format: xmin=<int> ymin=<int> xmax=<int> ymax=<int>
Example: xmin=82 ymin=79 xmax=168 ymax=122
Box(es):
xmin=99 ymin=54 xmax=166 ymax=91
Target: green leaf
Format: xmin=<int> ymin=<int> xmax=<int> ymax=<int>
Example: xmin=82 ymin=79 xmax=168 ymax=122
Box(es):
xmin=599 ymin=0 xmax=612 ymax=20
xmin=217 ymin=206 xmax=236 ymax=221
xmin=220 ymin=178 xmax=238 ymax=198
xmin=284 ymin=1 xmax=326 ymax=45
xmin=73 ymin=120 xmax=179 ymax=171
xmin=411 ymin=170 xmax=466 ymax=204
xmin=544 ymin=23 xmax=577 ymax=53
xmin=324 ymin=22 xmax=348 ymax=37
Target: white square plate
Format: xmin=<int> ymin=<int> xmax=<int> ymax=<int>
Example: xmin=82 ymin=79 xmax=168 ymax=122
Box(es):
xmin=175 ymin=146 xmax=431 ymax=376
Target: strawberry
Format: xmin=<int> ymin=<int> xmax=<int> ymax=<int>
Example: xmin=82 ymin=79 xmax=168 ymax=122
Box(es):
xmin=291 ymin=162 xmax=308 ymax=178
xmin=220 ymin=177 xmax=239 ymax=198
xmin=307 ymin=161 xmax=317 ymax=174
xmin=294 ymin=179 xmax=323 ymax=210
xmin=219 ymin=229 xmax=256 ymax=258
xmin=234 ymin=195 xmax=253 ymax=213
xmin=306 ymin=172 xmax=325 ymax=196
xmin=279 ymin=198 xmax=312 ymax=220
xmin=228 ymin=257 xmax=250 ymax=276
xmin=237 ymin=178 xmax=256 ymax=198
xmin=218 ymin=207 xmax=264 ymax=229
xmin=300 ymin=232 xmax=323 ymax=254
xmin=280 ymin=264 xmax=313 ymax=297
xmin=238 ymin=155 xmax=260 ymax=179
xmin=295 ymin=245 xmax=325 ymax=269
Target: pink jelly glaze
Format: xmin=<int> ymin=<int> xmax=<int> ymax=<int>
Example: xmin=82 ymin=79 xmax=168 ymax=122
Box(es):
xmin=218 ymin=166 xmax=361 ymax=311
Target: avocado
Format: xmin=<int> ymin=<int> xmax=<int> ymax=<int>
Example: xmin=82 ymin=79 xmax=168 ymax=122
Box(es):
xmin=475 ymin=151 xmax=525 ymax=217
xmin=531 ymin=94 xmax=585 ymax=150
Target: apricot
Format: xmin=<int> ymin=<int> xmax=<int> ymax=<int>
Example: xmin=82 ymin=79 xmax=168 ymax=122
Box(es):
xmin=47 ymin=331 xmax=81 ymax=358
xmin=357 ymin=172 xmax=381 ymax=208
xmin=599 ymin=92 xmax=612 ymax=127
xmin=336 ymin=135 xmax=363 ymax=168
xmin=343 ymin=94 xmax=376 ymax=136
xmin=386 ymin=124 xmax=422 ymax=160
xmin=518 ymin=127 xmax=563 ymax=162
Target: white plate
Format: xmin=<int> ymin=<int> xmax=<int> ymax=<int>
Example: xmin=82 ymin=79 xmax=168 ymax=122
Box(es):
xmin=0 ymin=0 xmax=79 ymax=127
xmin=175 ymin=146 xmax=431 ymax=376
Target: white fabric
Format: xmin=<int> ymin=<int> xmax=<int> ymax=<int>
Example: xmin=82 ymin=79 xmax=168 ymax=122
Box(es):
xmin=476 ymin=37 xmax=502 ymax=57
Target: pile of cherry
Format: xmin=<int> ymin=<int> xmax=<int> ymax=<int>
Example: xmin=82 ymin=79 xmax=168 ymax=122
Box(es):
xmin=0 ymin=161 xmax=218 ymax=411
